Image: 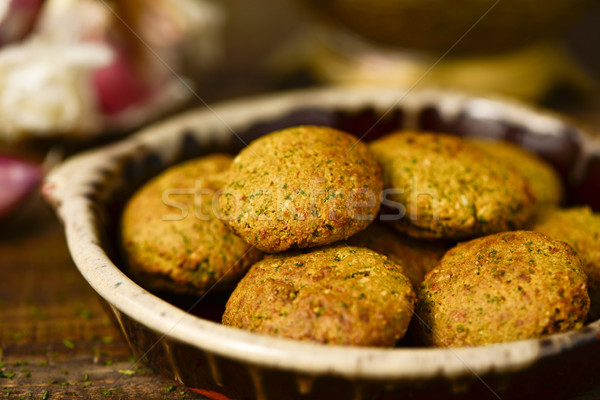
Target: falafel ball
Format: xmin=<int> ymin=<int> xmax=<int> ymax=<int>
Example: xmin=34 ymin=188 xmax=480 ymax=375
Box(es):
xmin=416 ymin=231 xmax=589 ymax=347
xmin=532 ymin=206 xmax=600 ymax=320
xmin=222 ymin=245 xmax=416 ymax=347
xmin=219 ymin=126 xmax=383 ymax=253
xmin=472 ymin=139 xmax=563 ymax=206
xmin=121 ymin=154 xmax=263 ymax=295
xmin=370 ymin=131 xmax=535 ymax=240
xmin=346 ymin=222 xmax=448 ymax=288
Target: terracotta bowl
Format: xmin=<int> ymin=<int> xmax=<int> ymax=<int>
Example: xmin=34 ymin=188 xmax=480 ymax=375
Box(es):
xmin=43 ymin=87 xmax=600 ymax=400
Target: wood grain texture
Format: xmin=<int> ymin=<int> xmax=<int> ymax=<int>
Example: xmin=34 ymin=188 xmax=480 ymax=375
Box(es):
xmin=0 ymin=195 xmax=207 ymax=399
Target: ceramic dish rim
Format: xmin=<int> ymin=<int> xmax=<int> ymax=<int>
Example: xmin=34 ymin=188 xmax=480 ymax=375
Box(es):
xmin=43 ymin=85 xmax=600 ymax=382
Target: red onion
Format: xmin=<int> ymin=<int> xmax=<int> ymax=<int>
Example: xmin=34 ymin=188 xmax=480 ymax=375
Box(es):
xmin=92 ymin=47 xmax=153 ymax=115
xmin=0 ymin=0 xmax=44 ymax=46
xmin=0 ymin=155 xmax=42 ymax=219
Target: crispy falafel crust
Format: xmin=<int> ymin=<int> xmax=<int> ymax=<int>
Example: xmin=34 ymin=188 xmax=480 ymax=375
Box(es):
xmin=121 ymin=154 xmax=262 ymax=295
xmin=347 ymin=222 xmax=447 ymax=288
xmin=472 ymin=139 xmax=563 ymax=206
xmin=532 ymin=206 xmax=600 ymax=320
xmin=222 ymin=245 xmax=416 ymax=347
xmin=370 ymin=131 xmax=535 ymax=240
xmin=416 ymin=231 xmax=589 ymax=347
xmin=219 ymin=126 xmax=383 ymax=253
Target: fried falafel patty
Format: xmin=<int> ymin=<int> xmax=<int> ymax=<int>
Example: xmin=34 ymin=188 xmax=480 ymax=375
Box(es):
xmin=346 ymin=222 xmax=448 ymax=288
xmin=219 ymin=126 xmax=383 ymax=253
xmin=121 ymin=154 xmax=263 ymax=295
xmin=416 ymin=231 xmax=589 ymax=347
xmin=222 ymin=245 xmax=416 ymax=346
xmin=370 ymin=131 xmax=535 ymax=240
xmin=532 ymin=206 xmax=600 ymax=320
xmin=472 ymin=139 xmax=563 ymax=206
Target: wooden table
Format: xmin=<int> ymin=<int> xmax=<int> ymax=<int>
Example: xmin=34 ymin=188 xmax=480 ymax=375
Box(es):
xmin=0 ymin=194 xmax=210 ymax=399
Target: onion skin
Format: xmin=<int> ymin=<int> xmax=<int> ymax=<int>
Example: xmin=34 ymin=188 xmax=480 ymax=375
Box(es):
xmin=92 ymin=46 xmax=153 ymax=115
xmin=0 ymin=155 xmax=42 ymax=220
xmin=0 ymin=0 xmax=44 ymax=46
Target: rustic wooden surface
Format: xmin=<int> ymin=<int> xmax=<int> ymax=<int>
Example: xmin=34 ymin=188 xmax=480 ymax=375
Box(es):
xmin=0 ymin=195 xmax=210 ymax=399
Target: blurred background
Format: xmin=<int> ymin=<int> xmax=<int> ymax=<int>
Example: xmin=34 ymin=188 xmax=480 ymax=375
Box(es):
xmin=2 ymin=0 xmax=600 ymax=145
xmin=221 ymin=0 xmax=600 ymax=103
xmin=4 ymin=0 xmax=600 ymax=216
xmin=213 ymin=0 xmax=600 ymax=107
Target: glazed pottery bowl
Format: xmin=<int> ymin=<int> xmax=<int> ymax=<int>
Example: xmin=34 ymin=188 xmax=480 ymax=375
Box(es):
xmin=43 ymin=86 xmax=600 ymax=400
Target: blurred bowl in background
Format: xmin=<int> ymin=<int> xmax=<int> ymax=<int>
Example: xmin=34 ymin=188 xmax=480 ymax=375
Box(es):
xmin=289 ymin=0 xmax=600 ymax=102
xmin=299 ymin=0 xmax=598 ymax=54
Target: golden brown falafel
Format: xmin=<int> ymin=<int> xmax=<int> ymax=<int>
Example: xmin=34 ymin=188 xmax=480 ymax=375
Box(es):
xmin=416 ymin=231 xmax=589 ymax=347
xmin=532 ymin=206 xmax=600 ymax=320
xmin=121 ymin=154 xmax=262 ymax=295
xmin=222 ymin=245 xmax=416 ymax=347
xmin=219 ymin=126 xmax=383 ymax=253
xmin=346 ymin=222 xmax=448 ymax=288
xmin=472 ymin=139 xmax=563 ymax=206
xmin=370 ymin=131 xmax=536 ymax=240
